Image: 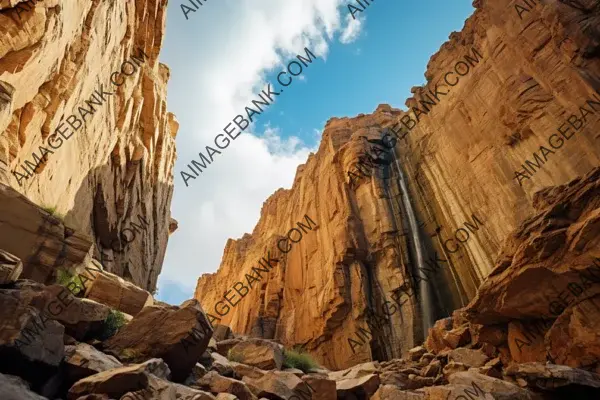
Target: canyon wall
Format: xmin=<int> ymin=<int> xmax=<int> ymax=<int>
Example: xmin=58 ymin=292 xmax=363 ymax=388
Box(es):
xmin=0 ymin=0 xmax=177 ymax=291
xmin=195 ymin=0 xmax=600 ymax=370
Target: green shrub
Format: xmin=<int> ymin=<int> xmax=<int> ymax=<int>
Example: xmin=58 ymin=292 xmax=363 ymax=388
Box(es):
xmin=120 ymin=347 xmax=142 ymax=360
xmin=97 ymin=309 xmax=127 ymax=341
xmin=55 ymin=268 xmax=85 ymax=296
xmin=41 ymin=205 xmax=65 ymax=220
xmin=283 ymin=348 xmax=318 ymax=372
xmin=227 ymin=348 xmax=244 ymax=363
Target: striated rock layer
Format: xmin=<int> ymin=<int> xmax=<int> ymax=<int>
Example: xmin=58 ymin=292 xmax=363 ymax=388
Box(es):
xmin=195 ymin=0 xmax=600 ymax=370
xmin=0 ymin=0 xmax=178 ymax=291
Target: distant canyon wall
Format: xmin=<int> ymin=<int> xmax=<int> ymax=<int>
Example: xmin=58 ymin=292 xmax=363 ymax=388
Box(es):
xmin=0 ymin=0 xmax=177 ymax=291
xmin=194 ymin=0 xmax=600 ymax=371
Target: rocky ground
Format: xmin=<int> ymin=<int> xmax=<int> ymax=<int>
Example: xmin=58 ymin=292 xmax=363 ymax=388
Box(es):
xmin=2 ymin=167 xmax=600 ymax=399
xmin=2 ymin=268 xmax=600 ymax=400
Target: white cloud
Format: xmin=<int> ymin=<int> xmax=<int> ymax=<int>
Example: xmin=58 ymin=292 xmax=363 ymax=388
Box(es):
xmin=158 ymin=0 xmax=365 ymax=300
xmin=340 ymin=13 xmax=363 ymax=44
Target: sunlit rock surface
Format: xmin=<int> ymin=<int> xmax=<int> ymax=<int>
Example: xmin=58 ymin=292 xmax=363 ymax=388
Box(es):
xmin=0 ymin=0 xmax=178 ymax=292
xmin=195 ymin=0 xmax=600 ymax=370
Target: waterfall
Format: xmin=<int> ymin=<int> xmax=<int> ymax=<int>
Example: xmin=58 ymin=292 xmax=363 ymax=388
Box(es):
xmin=392 ymin=158 xmax=435 ymax=335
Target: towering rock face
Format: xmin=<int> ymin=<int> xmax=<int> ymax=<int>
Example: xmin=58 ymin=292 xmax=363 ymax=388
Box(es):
xmin=0 ymin=0 xmax=177 ymax=291
xmin=195 ymin=0 xmax=600 ymax=370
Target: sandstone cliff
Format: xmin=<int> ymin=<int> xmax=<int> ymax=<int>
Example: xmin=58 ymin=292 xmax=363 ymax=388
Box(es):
xmin=195 ymin=0 xmax=600 ymax=370
xmin=0 ymin=0 xmax=177 ymax=291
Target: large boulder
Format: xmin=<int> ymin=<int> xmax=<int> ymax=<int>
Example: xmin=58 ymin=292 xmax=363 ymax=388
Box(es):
xmin=0 ymin=183 xmax=93 ymax=284
xmin=229 ymin=338 xmax=284 ymax=370
xmin=11 ymin=280 xmax=111 ymax=340
xmin=0 ymin=249 xmax=22 ymax=284
xmin=83 ymin=269 xmax=153 ymax=316
xmin=64 ymin=343 xmax=122 ymax=383
xmin=68 ymin=358 xmax=216 ymax=400
xmin=67 ymin=358 xmax=170 ymax=399
xmin=103 ymin=299 xmax=213 ymax=382
xmin=0 ymin=373 xmax=47 ymax=400
xmin=0 ymin=289 xmax=64 ymax=384
xmin=465 ymin=169 xmax=600 ymax=326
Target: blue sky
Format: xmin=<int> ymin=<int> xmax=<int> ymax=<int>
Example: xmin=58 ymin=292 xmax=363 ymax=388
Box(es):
xmin=156 ymin=0 xmax=475 ymax=305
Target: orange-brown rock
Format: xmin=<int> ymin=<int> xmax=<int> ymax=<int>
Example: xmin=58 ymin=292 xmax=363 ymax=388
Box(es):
xmin=301 ymin=375 xmax=337 ymax=400
xmin=424 ymin=319 xmax=453 ymax=354
xmin=507 ymin=320 xmax=549 ymax=363
xmin=335 ymin=374 xmax=381 ymax=399
xmin=84 ymin=269 xmax=153 ymax=316
xmin=64 ymin=343 xmax=122 ymax=384
xmin=242 ymin=370 xmax=312 ymax=399
xmin=103 ymin=299 xmax=213 ymax=382
xmin=10 ymin=280 xmax=110 ymax=340
xmin=0 ymin=287 xmax=65 ymax=385
xmin=0 ymin=0 xmax=177 ymax=293
xmin=0 ymin=184 xmax=93 ymax=284
xmin=228 ymin=338 xmax=283 ymax=371
xmin=471 ymin=324 xmax=507 ymax=348
xmin=67 ymin=358 xmax=217 ymax=400
xmin=465 ymin=166 xmax=600 ymax=369
xmin=546 ymin=294 xmax=600 ymax=368
xmin=194 ymin=371 xmax=257 ymax=400
xmin=466 ymin=167 xmax=600 ymax=324
xmin=442 ymin=326 xmax=470 ymax=350
xmin=194 ymin=1 xmax=600 ymax=370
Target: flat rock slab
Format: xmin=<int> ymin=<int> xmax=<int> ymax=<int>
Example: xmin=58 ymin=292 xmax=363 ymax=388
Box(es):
xmin=67 ymin=358 xmax=171 ymax=399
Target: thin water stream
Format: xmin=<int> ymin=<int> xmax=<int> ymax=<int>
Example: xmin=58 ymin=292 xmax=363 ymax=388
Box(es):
xmin=392 ymin=158 xmax=435 ymax=334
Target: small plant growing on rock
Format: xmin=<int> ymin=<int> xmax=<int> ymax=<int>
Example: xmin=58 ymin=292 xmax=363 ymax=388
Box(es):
xmin=283 ymin=348 xmax=318 ymax=373
xmin=55 ymin=268 xmax=85 ymax=296
xmin=41 ymin=205 xmax=65 ymax=220
xmin=227 ymin=348 xmax=244 ymax=363
xmin=120 ymin=347 xmax=142 ymax=361
xmin=97 ymin=309 xmax=126 ymax=341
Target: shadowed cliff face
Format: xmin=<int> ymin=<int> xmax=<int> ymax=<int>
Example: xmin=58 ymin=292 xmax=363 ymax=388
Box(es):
xmin=195 ymin=0 xmax=600 ymax=370
xmin=0 ymin=0 xmax=177 ymax=291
